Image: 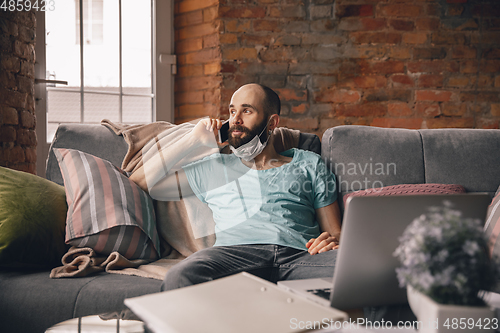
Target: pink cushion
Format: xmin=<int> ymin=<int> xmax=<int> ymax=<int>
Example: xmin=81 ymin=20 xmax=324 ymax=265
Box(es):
xmin=343 ymin=183 xmax=466 ymax=208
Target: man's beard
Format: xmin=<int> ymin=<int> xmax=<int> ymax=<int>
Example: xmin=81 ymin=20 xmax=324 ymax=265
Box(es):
xmin=228 ymin=117 xmax=269 ymax=149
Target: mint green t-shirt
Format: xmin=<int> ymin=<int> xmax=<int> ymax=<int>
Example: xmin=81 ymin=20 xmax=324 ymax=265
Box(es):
xmin=182 ymin=148 xmax=337 ymax=251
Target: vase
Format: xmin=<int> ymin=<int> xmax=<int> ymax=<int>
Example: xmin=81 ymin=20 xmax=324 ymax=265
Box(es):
xmin=406 ymin=285 xmax=496 ymax=333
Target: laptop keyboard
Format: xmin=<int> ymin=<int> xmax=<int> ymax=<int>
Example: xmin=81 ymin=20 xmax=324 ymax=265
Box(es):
xmin=307 ymin=288 xmax=332 ymax=300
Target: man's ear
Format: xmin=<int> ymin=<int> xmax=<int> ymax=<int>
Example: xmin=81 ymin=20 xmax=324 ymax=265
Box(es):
xmin=269 ymin=114 xmax=279 ymax=131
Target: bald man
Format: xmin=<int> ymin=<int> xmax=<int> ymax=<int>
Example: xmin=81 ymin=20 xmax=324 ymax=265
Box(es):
xmin=132 ymin=84 xmax=342 ymax=291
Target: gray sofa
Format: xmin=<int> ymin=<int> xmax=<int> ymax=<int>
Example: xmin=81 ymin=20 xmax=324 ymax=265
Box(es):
xmin=0 ymin=123 xmax=321 ymax=333
xmin=1 ymin=123 xmax=499 ymax=332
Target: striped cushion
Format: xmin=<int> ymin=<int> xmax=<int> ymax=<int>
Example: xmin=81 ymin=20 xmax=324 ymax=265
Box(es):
xmin=484 ymin=186 xmax=500 ymax=258
xmin=54 ymin=148 xmax=160 ymax=260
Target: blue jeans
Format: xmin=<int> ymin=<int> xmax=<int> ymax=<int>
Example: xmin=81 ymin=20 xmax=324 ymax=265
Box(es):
xmin=161 ymin=244 xmax=337 ymax=291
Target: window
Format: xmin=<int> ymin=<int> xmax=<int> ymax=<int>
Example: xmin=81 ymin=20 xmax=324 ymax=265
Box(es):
xmin=44 ymin=0 xmax=164 ymax=141
xmin=36 ymin=0 xmax=175 ymax=176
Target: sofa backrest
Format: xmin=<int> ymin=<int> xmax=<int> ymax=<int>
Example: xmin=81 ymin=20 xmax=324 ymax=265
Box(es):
xmin=46 ymin=123 xmax=321 ymax=186
xmin=322 ymin=125 xmax=500 ymax=212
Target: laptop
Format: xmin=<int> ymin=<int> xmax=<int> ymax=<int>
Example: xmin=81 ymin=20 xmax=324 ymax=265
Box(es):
xmin=277 ymin=193 xmax=491 ymax=310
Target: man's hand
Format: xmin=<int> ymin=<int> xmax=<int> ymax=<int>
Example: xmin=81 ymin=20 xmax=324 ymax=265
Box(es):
xmin=306 ymin=231 xmax=340 ymax=255
xmin=192 ymin=118 xmax=229 ymax=149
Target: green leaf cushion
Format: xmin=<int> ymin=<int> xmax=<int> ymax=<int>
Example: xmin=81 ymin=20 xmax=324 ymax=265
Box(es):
xmin=0 ymin=166 xmax=68 ymax=267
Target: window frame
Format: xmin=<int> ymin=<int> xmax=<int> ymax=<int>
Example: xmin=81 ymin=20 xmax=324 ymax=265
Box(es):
xmin=75 ymin=0 xmax=104 ymax=45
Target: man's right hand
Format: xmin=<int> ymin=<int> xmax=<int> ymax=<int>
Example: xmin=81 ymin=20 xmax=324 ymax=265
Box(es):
xmin=306 ymin=231 xmax=340 ymax=255
xmin=192 ymin=118 xmax=229 ymax=149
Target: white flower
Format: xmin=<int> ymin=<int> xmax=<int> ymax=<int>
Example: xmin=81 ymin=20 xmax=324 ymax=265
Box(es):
xmin=434 ymin=266 xmax=455 ymax=286
xmin=436 ymin=249 xmax=448 ymax=262
xmin=427 ymin=225 xmax=442 ymax=242
xmin=463 ymin=240 xmax=480 ymax=256
xmin=454 ymin=273 xmax=467 ymax=293
xmin=417 ymin=270 xmax=435 ymax=290
xmin=443 ymin=200 xmax=453 ymax=208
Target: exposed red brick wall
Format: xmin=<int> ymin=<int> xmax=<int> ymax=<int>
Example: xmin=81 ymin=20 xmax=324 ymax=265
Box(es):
xmin=175 ymin=0 xmax=500 ymax=138
xmin=0 ymin=11 xmax=37 ymax=173
xmin=174 ymin=0 xmax=222 ymax=123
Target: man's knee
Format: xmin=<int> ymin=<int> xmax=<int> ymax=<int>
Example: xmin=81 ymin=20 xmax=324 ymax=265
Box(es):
xmin=161 ymin=261 xmax=189 ymax=291
xmin=160 ymin=256 xmax=216 ymax=291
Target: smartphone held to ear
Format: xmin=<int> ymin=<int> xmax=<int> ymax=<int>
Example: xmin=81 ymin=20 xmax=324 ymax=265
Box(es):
xmin=218 ymin=120 xmax=229 ymax=143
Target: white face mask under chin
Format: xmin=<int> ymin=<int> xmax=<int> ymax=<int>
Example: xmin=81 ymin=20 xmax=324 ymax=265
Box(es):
xmin=230 ymin=125 xmax=271 ymax=162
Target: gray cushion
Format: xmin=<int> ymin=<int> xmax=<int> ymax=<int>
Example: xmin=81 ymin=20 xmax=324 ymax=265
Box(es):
xmin=46 ymin=124 xmax=129 ymax=186
xmin=322 ymin=125 xmax=425 ymax=211
xmin=420 ymin=129 xmax=500 ymax=194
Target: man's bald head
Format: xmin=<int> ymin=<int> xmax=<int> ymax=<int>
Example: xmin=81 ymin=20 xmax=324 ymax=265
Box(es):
xmin=234 ymin=83 xmax=281 ymax=117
